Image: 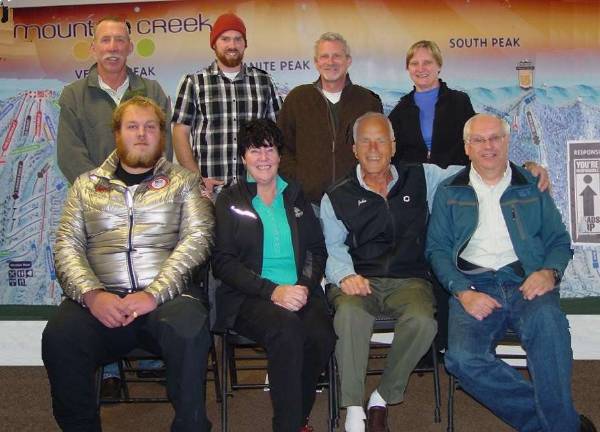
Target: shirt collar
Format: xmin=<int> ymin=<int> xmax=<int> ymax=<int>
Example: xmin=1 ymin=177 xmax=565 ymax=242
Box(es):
xmin=469 ymin=161 xmax=512 ymax=190
xmin=356 ymin=164 xmax=399 ymax=193
xmin=210 ymin=61 xmax=247 ymax=80
xmin=98 ymin=75 xmax=130 ymax=104
xmin=246 ymin=173 xmax=288 ymax=196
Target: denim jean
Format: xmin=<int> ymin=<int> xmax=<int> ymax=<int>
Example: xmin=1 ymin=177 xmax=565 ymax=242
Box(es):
xmin=445 ymin=268 xmax=579 ymax=432
xmin=102 ymin=359 xmax=163 ymax=379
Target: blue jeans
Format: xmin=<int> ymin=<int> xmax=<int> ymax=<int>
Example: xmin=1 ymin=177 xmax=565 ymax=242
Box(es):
xmin=445 ymin=268 xmax=579 ymax=432
xmin=102 ymin=359 xmax=164 ymax=379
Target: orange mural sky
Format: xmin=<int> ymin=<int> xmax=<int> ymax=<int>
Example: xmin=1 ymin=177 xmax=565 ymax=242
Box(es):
xmin=2 ymin=0 xmax=600 ymax=88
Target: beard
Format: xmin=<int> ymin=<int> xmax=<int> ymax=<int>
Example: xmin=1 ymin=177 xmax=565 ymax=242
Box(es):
xmin=216 ymin=48 xmax=243 ymax=68
xmin=116 ymin=135 xmax=165 ymax=170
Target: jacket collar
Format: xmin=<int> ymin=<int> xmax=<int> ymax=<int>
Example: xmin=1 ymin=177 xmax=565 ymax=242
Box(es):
xmin=87 ymin=64 xmax=147 ymax=98
xmin=313 ymin=74 xmax=352 ymax=92
xmin=92 ymin=150 xmax=168 ymax=183
xmin=236 ymin=174 xmax=299 ymax=203
xmin=404 ymin=79 xmax=449 ymax=103
xmin=449 ymin=161 xmax=529 ymax=187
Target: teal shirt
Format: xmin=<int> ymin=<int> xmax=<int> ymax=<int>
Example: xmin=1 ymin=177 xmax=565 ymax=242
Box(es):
xmin=249 ymin=175 xmax=298 ymax=285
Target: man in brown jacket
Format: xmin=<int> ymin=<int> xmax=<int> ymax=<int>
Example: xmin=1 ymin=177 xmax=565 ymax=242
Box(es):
xmin=277 ymin=32 xmax=382 ymax=206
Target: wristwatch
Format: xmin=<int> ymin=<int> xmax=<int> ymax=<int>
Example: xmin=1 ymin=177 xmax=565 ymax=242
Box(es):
xmin=544 ymin=268 xmax=562 ymax=285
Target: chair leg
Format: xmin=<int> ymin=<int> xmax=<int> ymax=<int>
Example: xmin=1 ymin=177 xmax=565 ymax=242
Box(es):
xmin=210 ymin=335 xmax=222 ymax=403
xmin=431 ymin=343 xmax=441 ymax=423
xmin=221 ymin=334 xmax=229 ymax=432
xmin=328 ymin=354 xmax=339 ymax=431
xmin=228 ymin=341 xmax=238 ymax=388
xmin=118 ymin=359 xmax=128 ymax=400
xmin=95 ymin=366 xmax=103 ymax=409
xmin=447 ymin=374 xmax=455 ymax=432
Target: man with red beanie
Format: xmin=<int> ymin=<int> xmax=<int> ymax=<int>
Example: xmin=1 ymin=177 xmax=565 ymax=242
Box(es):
xmin=172 ymin=12 xmax=282 ymax=197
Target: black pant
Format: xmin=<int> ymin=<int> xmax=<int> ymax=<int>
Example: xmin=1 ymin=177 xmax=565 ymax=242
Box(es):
xmin=233 ymin=295 xmax=336 ymax=432
xmin=42 ymin=296 xmax=212 ymax=432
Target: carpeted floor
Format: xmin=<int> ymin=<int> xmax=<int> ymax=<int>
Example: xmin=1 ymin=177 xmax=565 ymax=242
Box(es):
xmin=2 ymin=359 xmax=598 ymax=431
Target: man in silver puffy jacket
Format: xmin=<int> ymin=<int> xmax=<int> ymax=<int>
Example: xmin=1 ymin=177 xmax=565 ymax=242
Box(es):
xmin=42 ymin=96 xmax=215 ymax=432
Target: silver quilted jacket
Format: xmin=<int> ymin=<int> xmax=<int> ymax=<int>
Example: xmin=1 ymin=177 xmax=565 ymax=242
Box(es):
xmin=54 ymin=151 xmax=215 ymax=305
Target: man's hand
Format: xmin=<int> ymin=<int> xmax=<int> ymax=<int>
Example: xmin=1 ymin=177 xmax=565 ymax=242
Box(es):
xmin=523 ymin=162 xmax=550 ymax=192
xmin=457 ymin=290 xmax=501 ymax=321
xmin=519 ymin=269 xmax=556 ymax=301
xmin=120 ymin=291 xmax=158 ymax=326
xmin=340 ymin=274 xmax=372 ymax=296
xmin=201 ymin=177 xmax=225 ymax=199
xmin=83 ymin=290 xmax=129 ymax=328
xmin=271 ymin=285 xmax=309 ymax=311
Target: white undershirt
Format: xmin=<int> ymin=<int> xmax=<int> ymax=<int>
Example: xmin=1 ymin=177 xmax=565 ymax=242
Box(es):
xmin=98 ymin=76 xmax=130 ymax=105
xmin=222 ymin=71 xmax=239 ymax=81
xmin=322 ymin=90 xmax=342 ymax=104
xmin=459 ymin=162 xmax=519 ymax=270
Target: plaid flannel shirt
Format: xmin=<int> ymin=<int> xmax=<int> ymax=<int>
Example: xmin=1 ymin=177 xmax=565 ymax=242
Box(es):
xmin=172 ymin=61 xmax=283 ymax=184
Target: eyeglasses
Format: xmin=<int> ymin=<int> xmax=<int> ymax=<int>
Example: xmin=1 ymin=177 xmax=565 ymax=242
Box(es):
xmin=467 ymin=134 xmax=506 ymax=145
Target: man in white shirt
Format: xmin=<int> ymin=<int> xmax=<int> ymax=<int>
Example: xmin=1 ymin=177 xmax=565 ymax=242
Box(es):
xmin=277 ymin=32 xmax=382 ymax=206
xmin=426 ymin=113 xmax=596 ymax=432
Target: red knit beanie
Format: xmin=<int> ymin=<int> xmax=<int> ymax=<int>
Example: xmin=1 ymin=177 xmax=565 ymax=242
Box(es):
xmin=210 ymin=13 xmax=247 ymax=48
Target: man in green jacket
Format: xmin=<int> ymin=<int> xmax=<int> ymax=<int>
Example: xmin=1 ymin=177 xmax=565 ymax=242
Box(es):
xmin=57 ymin=16 xmax=172 ymax=184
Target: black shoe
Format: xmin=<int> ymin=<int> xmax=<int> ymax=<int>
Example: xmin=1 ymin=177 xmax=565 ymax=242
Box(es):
xmin=581 ymin=415 xmax=598 ymax=432
xmin=100 ymin=377 xmax=121 ymax=400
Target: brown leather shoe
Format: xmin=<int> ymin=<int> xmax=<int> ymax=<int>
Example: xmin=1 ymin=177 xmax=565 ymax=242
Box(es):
xmin=367 ymin=406 xmax=389 ymax=432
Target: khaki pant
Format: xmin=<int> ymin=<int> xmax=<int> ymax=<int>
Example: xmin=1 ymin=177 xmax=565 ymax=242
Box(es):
xmin=328 ymin=277 xmax=437 ymax=406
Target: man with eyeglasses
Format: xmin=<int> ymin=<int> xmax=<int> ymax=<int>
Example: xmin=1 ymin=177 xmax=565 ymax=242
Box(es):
xmin=321 ymin=112 xmax=550 ymax=432
xmin=426 ymin=113 xmax=596 ymax=432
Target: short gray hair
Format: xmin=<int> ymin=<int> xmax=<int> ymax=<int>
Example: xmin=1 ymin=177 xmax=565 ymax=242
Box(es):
xmin=352 ymin=112 xmax=395 ymax=143
xmin=314 ymin=32 xmax=351 ymax=58
xmin=463 ymin=113 xmax=510 ymax=142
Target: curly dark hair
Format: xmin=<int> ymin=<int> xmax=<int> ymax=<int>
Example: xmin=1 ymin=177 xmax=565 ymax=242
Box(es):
xmin=237 ymin=119 xmax=284 ymax=157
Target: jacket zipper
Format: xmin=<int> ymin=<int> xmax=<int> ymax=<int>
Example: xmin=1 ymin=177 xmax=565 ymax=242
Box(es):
xmin=384 ymin=196 xmax=394 ymax=275
xmin=314 ymin=83 xmax=338 ymax=183
xmin=124 ymin=188 xmax=137 ymax=292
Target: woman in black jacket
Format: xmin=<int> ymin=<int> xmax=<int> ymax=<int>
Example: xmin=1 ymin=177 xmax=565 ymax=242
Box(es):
xmin=213 ymin=119 xmax=336 ymax=432
xmin=389 ymin=40 xmax=475 ymax=168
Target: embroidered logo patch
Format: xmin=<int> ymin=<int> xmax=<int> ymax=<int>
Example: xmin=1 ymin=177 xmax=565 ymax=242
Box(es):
xmin=294 ymin=207 xmax=303 ymax=218
xmin=149 ymin=176 xmax=169 ymax=190
xmin=403 ymin=195 xmax=411 ymax=202
xmin=358 ymin=198 xmax=367 ymax=206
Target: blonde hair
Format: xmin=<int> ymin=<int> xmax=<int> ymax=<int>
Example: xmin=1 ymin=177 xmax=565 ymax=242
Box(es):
xmin=112 ymin=96 xmax=166 ymax=133
xmin=406 ymin=40 xmax=442 ymax=69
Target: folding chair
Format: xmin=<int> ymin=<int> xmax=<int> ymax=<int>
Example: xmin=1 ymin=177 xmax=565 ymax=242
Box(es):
xmin=220 ymin=329 xmax=339 ymax=432
xmin=96 ymin=264 xmax=222 ymax=406
xmin=96 ymin=343 xmax=221 ymax=405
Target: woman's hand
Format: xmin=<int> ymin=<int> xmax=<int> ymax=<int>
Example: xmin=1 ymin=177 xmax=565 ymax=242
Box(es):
xmin=271 ymin=285 xmax=309 ymax=311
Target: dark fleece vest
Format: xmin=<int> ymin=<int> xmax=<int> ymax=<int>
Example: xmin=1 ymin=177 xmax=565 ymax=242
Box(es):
xmin=327 ymin=163 xmax=431 ymax=280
